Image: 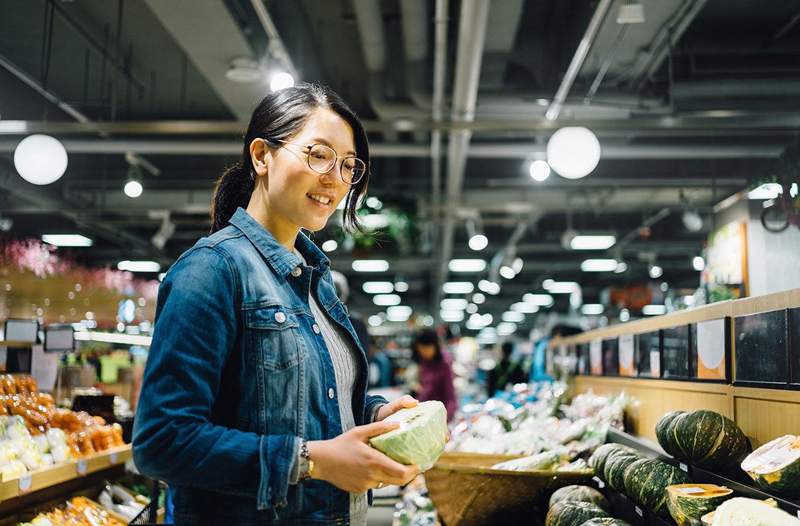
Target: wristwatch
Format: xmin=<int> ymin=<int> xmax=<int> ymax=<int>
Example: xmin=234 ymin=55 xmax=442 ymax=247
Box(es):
xmin=298 ymin=440 xmax=315 ymax=482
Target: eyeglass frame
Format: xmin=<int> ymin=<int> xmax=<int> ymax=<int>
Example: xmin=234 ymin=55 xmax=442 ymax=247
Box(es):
xmin=262 ymin=138 xmax=367 ymax=185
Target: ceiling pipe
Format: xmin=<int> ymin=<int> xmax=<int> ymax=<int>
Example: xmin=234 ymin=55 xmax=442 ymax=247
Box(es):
xmin=249 ymin=0 xmax=297 ymax=79
xmin=0 ymin=139 xmax=779 ymax=159
xmin=545 ymin=0 xmax=615 ymax=121
xmin=400 ymin=0 xmax=433 ymax=111
xmin=436 ymin=0 xmax=491 ymax=320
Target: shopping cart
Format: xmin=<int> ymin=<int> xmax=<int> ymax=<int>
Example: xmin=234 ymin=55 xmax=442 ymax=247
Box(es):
xmin=128 ymin=480 xmax=171 ymax=526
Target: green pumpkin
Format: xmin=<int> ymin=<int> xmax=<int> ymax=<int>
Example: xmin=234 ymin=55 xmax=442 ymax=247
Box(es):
xmin=623 ymin=459 xmax=691 ymax=516
xmin=673 ymin=411 xmax=751 ymax=471
xmin=741 ymin=435 xmax=800 ymax=498
xmin=545 ymin=501 xmax=609 ymax=526
xmin=666 ymin=484 xmax=733 ymax=525
xmin=549 ymin=485 xmax=610 ymax=512
xmin=579 ymin=519 xmax=631 ymax=526
xmin=656 ymin=410 xmax=685 ymax=457
xmin=605 ymin=453 xmax=641 ymax=492
xmin=588 ymin=443 xmax=624 ymax=475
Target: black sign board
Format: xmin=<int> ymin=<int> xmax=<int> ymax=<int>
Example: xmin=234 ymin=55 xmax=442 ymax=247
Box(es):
xmin=636 ymin=331 xmax=661 ymax=378
xmin=735 ymin=310 xmax=788 ymax=386
xmin=662 ymin=325 xmax=691 ymax=379
xmin=603 ymin=338 xmax=619 ymax=376
xmin=792 ymin=308 xmax=800 ymax=386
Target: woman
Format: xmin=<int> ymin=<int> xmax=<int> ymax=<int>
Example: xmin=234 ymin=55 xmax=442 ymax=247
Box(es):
xmin=410 ymin=330 xmax=458 ymax=422
xmin=133 ymin=83 xmax=419 ymax=525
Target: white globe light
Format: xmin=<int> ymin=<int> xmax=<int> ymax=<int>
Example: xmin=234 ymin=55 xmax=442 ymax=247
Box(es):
xmin=269 ymin=72 xmax=295 ymax=92
xmin=124 ymin=180 xmax=143 ymax=198
xmin=546 ymin=127 xmax=601 ymax=179
xmin=529 ymin=160 xmax=551 ymax=182
xmin=468 ymin=233 xmax=488 ymax=251
xmin=14 ymin=134 xmax=68 ymax=185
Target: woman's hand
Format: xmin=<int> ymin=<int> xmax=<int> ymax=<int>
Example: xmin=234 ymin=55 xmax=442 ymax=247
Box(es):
xmin=375 ymin=395 xmax=418 ymax=422
xmin=307 ymin=421 xmax=420 ymax=493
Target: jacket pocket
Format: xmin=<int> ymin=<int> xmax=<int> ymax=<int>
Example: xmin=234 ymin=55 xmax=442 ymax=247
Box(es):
xmin=244 ymin=305 xmax=305 ymax=371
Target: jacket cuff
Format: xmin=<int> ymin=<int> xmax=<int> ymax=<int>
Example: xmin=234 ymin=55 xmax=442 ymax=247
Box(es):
xmin=365 ymin=394 xmax=389 ymax=423
xmin=257 ymin=434 xmax=300 ymax=510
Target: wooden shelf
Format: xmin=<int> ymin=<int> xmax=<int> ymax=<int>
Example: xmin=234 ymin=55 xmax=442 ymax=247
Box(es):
xmin=0 ymin=341 xmax=35 ymax=347
xmin=0 ymin=445 xmax=131 ymax=502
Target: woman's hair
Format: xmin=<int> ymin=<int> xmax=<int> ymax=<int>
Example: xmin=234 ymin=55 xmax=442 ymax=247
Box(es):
xmin=411 ymin=330 xmax=443 ymax=363
xmin=210 ymin=82 xmax=370 ymax=233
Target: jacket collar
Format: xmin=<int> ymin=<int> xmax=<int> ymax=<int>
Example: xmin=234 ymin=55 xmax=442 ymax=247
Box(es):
xmin=229 ymin=207 xmax=330 ymax=277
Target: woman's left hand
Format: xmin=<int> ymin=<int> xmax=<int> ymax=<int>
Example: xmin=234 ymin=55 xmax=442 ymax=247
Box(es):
xmin=375 ymin=395 xmax=418 ymax=422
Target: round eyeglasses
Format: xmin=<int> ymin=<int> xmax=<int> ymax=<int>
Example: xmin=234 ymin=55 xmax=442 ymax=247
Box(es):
xmin=272 ymin=139 xmax=367 ymax=185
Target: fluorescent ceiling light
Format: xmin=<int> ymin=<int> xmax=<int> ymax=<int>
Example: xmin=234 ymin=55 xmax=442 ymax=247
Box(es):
xmin=449 ymin=259 xmax=487 ymax=272
xmin=361 ymin=214 xmax=390 ymax=230
xmin=124 ymin=180 xmax=143 ymax=198
xmin=443 ymin=282 xmax=474 ymax=294
xmin=394 ymin=280 xmax=409 ymax=292
xmin=321 ymin=239 xmax=338 ymax=252
xmin=502 ymin=311 xmax=524 ymax=323
xmin=497 ymin=322 xmax=517 ymax=335
xmin=478 ymin=280 xmax=500 ymax=295
xmin=466 ymin=303 xmax=478 ymax=314
xmin=529 ymin=160 xmax=550 ymax=182
xmin=581 ymin=259 xmax=619 ymax=272
xmin=649 ymin=265 xmax=663 ymax=279
xmin=269 ymin=71 xmax=295 ymax=92
xmin=368 ymin=315 xmax=383 ymax=327
xmin=512 ymin=257 xmax=523 ymax=274
xmin=570 ymin=235 xmax=616 ymax=250
xmin=373 ymin=294 xmax=401 ymax=306
xmin=693 ymin=256 xmax=705 ymax=271
xmin=522 ymin=293 xmax=554 ymax=306
xmin=499 ymin=266 xmax=516 ymax=279
xmin=352 ymin=260 xmax=389 ymax=272
xmin=118 ymin=260 xmax=160 ymax=272
xmin=472 ymin=293 xmax=486 ymax=304
xmin=441 ymin=298 xmax=468 ymax=310
xmin=643 ymin=304 xmax=667 ymax=316
xmin=468 ymin=234 xmax=488 ymax=251
xmin=511 ymin=302 xmax=539 ymax=314
xmin=543 ymin=281 xmax=579 ymax=294
xmin=42 ymin=234 xmax=93 ymax=247
xmin=581 ymin=304 xmax=604 ymax=315
xmin=387 ymin=305 xmax=412 ymax=320
xmin=615 ymin=261 xmax=628 ymax=273
xmin=440 ymin=310 xmax=465 ymax=322
xmin=747 ymin=183 xmax=783 ymax=200
xmin=362 ymin=281 xmax=394 ymax=294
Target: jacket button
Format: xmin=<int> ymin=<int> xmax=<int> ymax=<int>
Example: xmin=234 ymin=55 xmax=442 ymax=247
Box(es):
xmin=312 ymin=324 xmax=320 ymax=334
xmin=274 ymin=311 xmax=286 ymax=324
xmin=328 ymin=388 xmax=335 ymax=399
xmin=291 ymin=266 xmax=302 ymax=277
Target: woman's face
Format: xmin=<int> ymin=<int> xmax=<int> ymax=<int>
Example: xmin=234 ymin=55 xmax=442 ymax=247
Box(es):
xmin=417 ymin=343 xmax=437 ymax=362
xmin=252 ymin=107 xmax=355 ymax=233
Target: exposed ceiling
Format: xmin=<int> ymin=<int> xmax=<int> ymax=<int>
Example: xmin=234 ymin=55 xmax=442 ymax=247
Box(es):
xmin=1 ymin=0 xmax=799 ymax=338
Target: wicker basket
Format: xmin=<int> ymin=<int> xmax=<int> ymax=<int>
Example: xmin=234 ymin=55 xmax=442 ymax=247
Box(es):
xmin=425 ymin=452 xmax=594 ymax=526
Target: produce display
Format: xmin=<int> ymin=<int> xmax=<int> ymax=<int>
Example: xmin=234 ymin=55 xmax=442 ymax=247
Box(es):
xmin=701 ymin=497 xmax=800 ymax=525
xmin=548 ymin=485 xmax=610 ymax=512
xmin=19 ymin=496 xmax=126 ymax=526
xmin=655 ymin=410 xmax=751 ymax=471
xmin=545 ymin=500 xmax=609 ymax=526
xmin=578 ymin=519 xmax=631 ymax=526
xmin=622 ymin=458 xmax=691 ymax=517
xmin=448 ymin=385 xmax=627 ymax=457
xmin=666 ymin=484 xmax=733 ymax=526
xmin=604 ymin=450 xmax=642 ymax=492
xmin=0 ymin=417 xmax=69 ymax=480
xmin=370 ymin=400 xmax=447 ymax=471
xmin=740 ymin=434 xmax=800 ymax=497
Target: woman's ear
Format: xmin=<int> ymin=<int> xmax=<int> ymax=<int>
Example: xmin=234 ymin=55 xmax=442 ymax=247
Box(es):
xmin=249 ymin=138 xmax=270 ymax=178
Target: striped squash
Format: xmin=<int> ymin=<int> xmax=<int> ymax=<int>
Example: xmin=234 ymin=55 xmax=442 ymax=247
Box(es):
xmin=549 ymin=485 xmax=610 ymax=512
xmin=605 ymin=453 xmax=641 ymax=492
xmin=656 ymin=410 xmax=685 ymax=457
xmin=623 ymin=459 xmax=691 ymax=516
xmin=545 ymin=501 xmax=609 ymax=526
xmin=741 ymin=435 xmax=800 ymax=497
xmin=666 ymin=484 xmax=733 ymax=525
xmin=579 ymin=520 xmax=631 ymax=526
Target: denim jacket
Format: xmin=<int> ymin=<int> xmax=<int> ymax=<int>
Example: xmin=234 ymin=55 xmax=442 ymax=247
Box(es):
xmin=133 ymin=208 xmax=387 ymax=525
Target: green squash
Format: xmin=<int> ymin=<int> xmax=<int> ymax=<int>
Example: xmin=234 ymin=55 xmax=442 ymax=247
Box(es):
xmin=623 ymin=458 xmax=691 ymax=516
xmin=670 ymin=410 xmax=751 ymax=471
xmin=605 ymin=453 xmax=641 ymax=492
xmin=600 ymin=447 xmax=638 ymax=481
xmin=656 ymin=410 xmax=685 ymax=457
xmin=579 ymin=519 xmax=631 ymax=526
xmin=741 ymin=435 xmax=800 ymax=498
xmin=588 ymin=443 xmax=624 ymax=475
xmin=368 ymin=400 xmax=447 ymax=470
xmin=545 ymin=501 xmax=608 ymax=526
xmin=666 ymin=483 xmax=733 ymax=525
xmin=549 ymin=485 xmax=610 ymax=511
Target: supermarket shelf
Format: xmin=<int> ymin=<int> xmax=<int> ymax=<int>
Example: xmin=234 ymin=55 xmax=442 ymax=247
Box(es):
xmin=0 ymin=340 xmax=35 ymax=347
xmin=0 ymin=445 xmax=131 ymax=502
xmin=606 ymin=488 xmax=674 ymax=526
xmin=607 ymin=428 xmax=800 ymax=517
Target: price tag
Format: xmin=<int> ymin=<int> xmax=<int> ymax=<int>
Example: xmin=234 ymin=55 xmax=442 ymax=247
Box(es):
xmin=18 ymin=473 xmax=32 ymax=494
xmin=635 ymin=506 xmax=643 ymax=517
xmin=679 ymin=487 xmax=706 ymax=494
xmin=679 ymin=462 xmax=689 ymax=472
xmin=592 ymin=476 xmax=605 ymax=489
xmin=110 ymin=452 xmax=119 ymax=464
xmin=76 ymin=460 xmax=88 ymax=476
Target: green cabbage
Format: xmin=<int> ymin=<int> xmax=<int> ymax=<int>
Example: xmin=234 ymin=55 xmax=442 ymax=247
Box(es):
xmin=369 ymin=401 xmax=447 ymax=471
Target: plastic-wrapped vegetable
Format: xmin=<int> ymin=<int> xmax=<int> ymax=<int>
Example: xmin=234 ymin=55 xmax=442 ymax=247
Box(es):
xmin=491 ymin=450 xmax=564 ymax=471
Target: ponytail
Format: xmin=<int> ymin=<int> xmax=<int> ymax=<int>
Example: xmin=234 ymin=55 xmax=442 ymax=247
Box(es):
xmin=210 ymin=162 xmax=254 ymax=233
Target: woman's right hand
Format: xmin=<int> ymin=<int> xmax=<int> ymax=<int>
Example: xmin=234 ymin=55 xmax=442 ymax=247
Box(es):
xmin=307 ymin=421 xmax=420 ymax=494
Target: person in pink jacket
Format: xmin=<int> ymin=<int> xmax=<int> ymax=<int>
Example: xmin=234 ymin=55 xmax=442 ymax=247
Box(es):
xmin=410 ymin=330 xmax=458 ymax=422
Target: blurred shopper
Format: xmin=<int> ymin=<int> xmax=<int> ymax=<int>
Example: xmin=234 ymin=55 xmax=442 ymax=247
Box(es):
xmin=133 ymin=83 xmax=418 ymax=525
xmin=486 ymin=341 xmax=527 ymax=397
xmin=411 ymin=330 xmax=457 ymax=422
